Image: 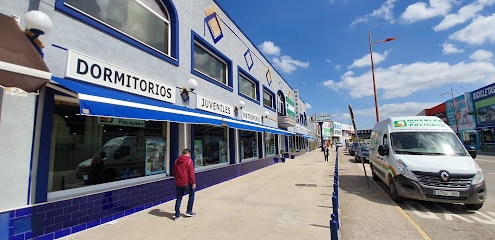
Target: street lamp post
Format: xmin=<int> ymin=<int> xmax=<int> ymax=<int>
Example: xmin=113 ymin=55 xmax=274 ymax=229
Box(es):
xmin=368 ymin=30 xmax=398 ymax=123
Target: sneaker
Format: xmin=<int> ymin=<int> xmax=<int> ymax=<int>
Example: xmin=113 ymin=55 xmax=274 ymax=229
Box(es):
xmin=173 ymin=215 xmax=180 ymax=221
xmin=185 ymin=212 xmax=196 ymax=217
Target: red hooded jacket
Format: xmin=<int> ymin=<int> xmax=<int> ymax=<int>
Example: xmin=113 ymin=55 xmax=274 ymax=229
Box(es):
xmin=173 ymin=155 xmax=195 ymax=187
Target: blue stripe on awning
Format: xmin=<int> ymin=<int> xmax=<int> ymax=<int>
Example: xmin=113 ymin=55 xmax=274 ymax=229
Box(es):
xmin=51 ymin=77 xmax=223 ymax=125
xmin=264 ymin=126 xmax=295 ymax=136
xmin=222 ymin=118 xmax=266 ymax=132
xmin=221 ymin=117 xmax=295 ymax=135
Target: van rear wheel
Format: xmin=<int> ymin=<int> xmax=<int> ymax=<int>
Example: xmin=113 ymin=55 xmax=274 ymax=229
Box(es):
xmin=389 ymin=179 xmax=403 ymax=202
xmin=465 ymin=203 xmax=483 ymax=210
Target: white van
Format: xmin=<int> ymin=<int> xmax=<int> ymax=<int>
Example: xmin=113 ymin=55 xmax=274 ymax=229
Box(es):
xmin=369 ymin=116 xmax=486 ymax=209
xmin=76 ymin=136 xmax=145 ymax=184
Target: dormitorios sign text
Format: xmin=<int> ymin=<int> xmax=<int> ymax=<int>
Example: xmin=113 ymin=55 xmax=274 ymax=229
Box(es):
xmin=66 ymin=50 xmax=175 ymax=103
xmin=197 ymin=95 xmax=233 ymax=117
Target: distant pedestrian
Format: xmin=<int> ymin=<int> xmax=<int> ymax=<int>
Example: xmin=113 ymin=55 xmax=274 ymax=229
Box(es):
xmin=324 ymin=145 xmax=329 ymax=162
xmin=173 ymin=149 xmax=196 ymax=221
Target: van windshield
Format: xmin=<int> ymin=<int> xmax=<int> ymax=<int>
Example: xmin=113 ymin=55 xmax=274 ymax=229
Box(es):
xmin=390 ymin=132 xmax=467 ymax=156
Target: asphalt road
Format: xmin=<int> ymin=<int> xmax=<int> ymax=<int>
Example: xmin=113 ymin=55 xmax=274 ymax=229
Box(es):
xmin=340 ymin=151 xmax=495 ymax=240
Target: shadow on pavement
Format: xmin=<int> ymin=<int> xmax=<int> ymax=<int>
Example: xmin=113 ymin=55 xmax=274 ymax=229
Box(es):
xmin=148 ymin=208 xmax=175 ymax=220
xmin=338 ymin=174 xmax=391 ymax=206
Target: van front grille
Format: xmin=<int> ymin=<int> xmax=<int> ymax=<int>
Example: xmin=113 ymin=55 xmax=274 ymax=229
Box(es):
xmin=412 ymin=171 xmax=473 ymax=189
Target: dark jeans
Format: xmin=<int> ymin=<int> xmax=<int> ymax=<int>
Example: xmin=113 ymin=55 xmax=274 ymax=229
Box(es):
xmin=175 ymin=184 xmax=195 ymax=217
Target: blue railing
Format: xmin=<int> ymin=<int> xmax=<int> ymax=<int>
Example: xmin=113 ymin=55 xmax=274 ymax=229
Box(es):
xmin=330 ymin=146 xmax=339 ymax=239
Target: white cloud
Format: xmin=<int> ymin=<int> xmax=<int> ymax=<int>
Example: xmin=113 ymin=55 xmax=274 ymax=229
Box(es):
xmin=349 ymin=51 xmax=389 ymax=68
xmin=449 ymin=14 xmax=495 ymax=45
xmin=442 ymin=43 xmax=464 ymax=54
xmin=306 ymin=103 xmax=312 ymax=109
xmin=258 ymin=41 xmax=280 ymax=56
xmin=343 ymin=101 xmax=440 ymax=129
xmin=400 ymin=0 xmax=456 ymax=24
xmin=350 ymin=0 xmax=396 ymax=26
xmin=353 ymin=101 xmax=440 ymax=120
xmin=326 ymin=61 xmax=495 ymax=99
xmin=434 ymin=0 xmax=493 ymax=31
xmin=272 ymin=55 xmax=310 ymax=74
xmin=335 ymin=64 xmax=342 ymax=71
xmin=470 ymin=49 xmax=493 ymax=61
xmin=258 ymin=41 xmax=309 ymax=74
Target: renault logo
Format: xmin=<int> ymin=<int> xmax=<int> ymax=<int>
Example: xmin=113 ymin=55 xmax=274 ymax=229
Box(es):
xmin=440 ymin=171 xmax=450 ymax=182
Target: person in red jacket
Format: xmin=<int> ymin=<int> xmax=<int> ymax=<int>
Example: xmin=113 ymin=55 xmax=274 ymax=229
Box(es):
xmin=173 ymin=149 xmax=196 ymax=220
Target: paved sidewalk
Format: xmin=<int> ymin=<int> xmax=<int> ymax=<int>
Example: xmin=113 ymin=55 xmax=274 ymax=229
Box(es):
xmin=337 ymin=150 xmax=425 ymax=240
xmin=61 ymin=148 xmax=423 ymax=240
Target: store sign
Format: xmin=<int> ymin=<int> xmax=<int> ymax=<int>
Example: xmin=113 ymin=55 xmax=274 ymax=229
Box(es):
xmin=286 ymin=96 xmax=296 ymax=118
xmin=472 ymin=84 xmax=495 ymax=101
xmin=312 ymin=113 xmax=332 ymax=123
xmin=66 ymin=50 xmax=175 ymax=103
xmin=197 ymin=95 xmax=233 ymax=117
xmin=98 ymin=117 xmax=145 ymax=127
xmin=242 ymin=111 xmax=262 ymax=124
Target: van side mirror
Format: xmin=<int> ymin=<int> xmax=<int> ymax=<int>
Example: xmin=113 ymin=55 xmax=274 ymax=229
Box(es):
xmin=378 ymin=145 xmax=389 ymax=156
xmin=466 ymin=146 xmax=477 ymax=159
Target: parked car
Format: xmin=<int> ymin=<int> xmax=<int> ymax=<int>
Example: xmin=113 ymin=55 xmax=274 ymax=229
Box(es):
xmin=354 ymin=146 xmax=370 ymax=163
xmin=349 ymin=142 xmax=366 ymax=156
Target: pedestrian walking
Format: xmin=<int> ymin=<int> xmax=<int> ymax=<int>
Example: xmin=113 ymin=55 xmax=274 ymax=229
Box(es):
xmin=173 ymin=149 xmax=196 ymax=221
xmin=324 ymin=145 xmax=329 ymax=162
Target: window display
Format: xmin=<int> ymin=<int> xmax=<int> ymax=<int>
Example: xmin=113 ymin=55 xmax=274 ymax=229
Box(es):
xmin=240 ymin=130 xmax=258 ymax=160
xmin=49 ymin=101 xmax=167 ymax=192
xmin=193 ymin=125 xmax=228 ymax=167
xmin=265 ymin=132 xmax=275 ymax=155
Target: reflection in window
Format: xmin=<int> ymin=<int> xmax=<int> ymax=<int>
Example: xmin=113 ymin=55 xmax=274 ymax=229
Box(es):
xmin=65 ymin=0 xmax=170 ymax=54
xmin=390 ymin=132 xmax=467 ymax=155
xmin=240 ymin=130 xmax=258 ymax=160
xmin=194 ymin=43 xmax=227 ymax=84
xmin=239 ymin=74 xmax=256 ymax=100
xmin=482 ymin=129 xmax=495 ymax=144
xmin=193 ymin=125 xmax=228 ymax=167
xmin=264 ymin=90 xmax=274 ymax=109
xmin=49 ymin=101 xmax=167 ymax=192
xmin=265 ymin=133 xmax=275 ymax=155
xmin=277 ymin=92 xmax=285 ymax=115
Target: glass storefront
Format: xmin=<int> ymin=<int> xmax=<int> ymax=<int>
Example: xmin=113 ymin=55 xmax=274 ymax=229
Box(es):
xmin=240 ymin=130 xmax=258 ymax=160
xmin=481 ymin=129 xmax=495 ymax=144
xmin=49 ymin=101 xmax=167 ymax=192
xmin=265 ymin=132 xmax=275 ymax=155
xmin=193 ymin=125 xmax=228 ymax=167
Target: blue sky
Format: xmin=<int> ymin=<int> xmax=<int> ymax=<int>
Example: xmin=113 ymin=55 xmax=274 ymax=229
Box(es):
xmin=214 ymin=0 xmax=495 ymax=130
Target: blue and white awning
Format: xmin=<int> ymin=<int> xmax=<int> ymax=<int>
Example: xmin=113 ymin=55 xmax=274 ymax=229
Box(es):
xmin=51 ymin=77 xmax=223 ymax=126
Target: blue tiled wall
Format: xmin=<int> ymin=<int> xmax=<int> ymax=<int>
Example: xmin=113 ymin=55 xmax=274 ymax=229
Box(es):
xmin=2 ymin=157 xmax=276 ymax=240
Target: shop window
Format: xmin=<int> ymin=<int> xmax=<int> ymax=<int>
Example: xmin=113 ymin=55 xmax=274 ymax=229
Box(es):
xmin=48 ymin=101 xmax=167 ymax=192
xmin=482 ymin=129 xmax=495 ymax=144
xmin=263 ymin=87 xmax=275 ymax=110
xmin=193 ymin=45 xmax=228 ymax=86
xmin=57 ymin=0 xmax=177 ymax=63
xmin=193 ymin=125 xmax=228 ymax=167
xmin=265 ymin=132 xmax=275 ymax=155
xmin=277 ymin=91 xmax=285 ymax=116
xmin=240 ymin=130 xmax=258 ymax=160
xmin=238 ymin=69 xmax=259 ymax=102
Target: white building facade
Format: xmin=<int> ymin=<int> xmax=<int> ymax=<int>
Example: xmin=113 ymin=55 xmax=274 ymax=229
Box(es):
xmin=0 ymin=1 xmax=312 ymax=238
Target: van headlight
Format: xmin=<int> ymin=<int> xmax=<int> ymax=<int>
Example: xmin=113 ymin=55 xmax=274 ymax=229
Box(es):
xmin=396 ymin=159 xmax=417 ymax=181
xmin=471 ymin=167 xmax=484 ymax=185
